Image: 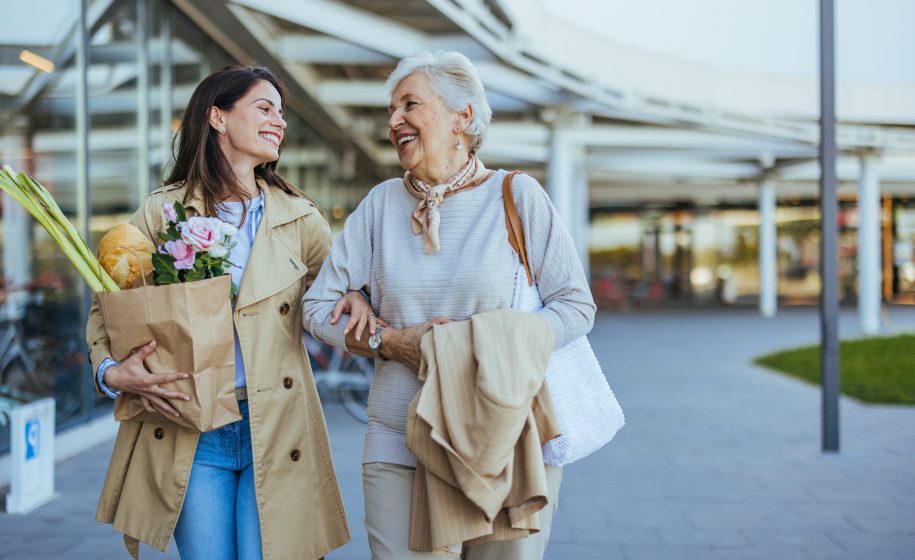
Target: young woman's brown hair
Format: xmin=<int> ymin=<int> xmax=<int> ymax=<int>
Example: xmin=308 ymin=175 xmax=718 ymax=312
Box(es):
xmin=166 ymin=65 xmax=298 ymax=216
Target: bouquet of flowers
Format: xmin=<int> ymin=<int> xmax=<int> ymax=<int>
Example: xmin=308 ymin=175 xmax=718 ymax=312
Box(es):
xmin=153 ymin=201 xmax=239 ymax=298
xmin=97 ymin=202 xmax=242 ymax=432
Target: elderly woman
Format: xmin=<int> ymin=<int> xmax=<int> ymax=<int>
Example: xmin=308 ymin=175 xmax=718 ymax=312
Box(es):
xmin=302 ymin=51 xmax=595 ymax=559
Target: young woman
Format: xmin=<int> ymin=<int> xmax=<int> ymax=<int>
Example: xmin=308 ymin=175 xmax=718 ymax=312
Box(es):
xmin=85 ymin=65 xmax=350 ymax=559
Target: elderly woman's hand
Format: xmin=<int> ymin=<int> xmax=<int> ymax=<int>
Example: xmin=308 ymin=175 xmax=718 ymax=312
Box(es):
xmin=331 ymin=290 xmax=377 ymax=342
xmin=381 ymin=317 xmax=450 ymax=373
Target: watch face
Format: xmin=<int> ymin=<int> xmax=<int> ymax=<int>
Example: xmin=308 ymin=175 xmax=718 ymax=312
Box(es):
xmin=368 ymin=334 xmax=381 ymax=350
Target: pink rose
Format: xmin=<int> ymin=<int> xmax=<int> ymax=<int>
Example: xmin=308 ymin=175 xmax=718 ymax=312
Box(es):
xmin=163 ymin=202 xmax=177 ymax=223
xmin=164 ymin=240 xmax=196 ymax=270
xmin=181 ymin=216 xmax=222 ymax=251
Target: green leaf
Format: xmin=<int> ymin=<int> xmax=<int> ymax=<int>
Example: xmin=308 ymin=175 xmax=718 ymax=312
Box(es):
xmin=186 ymin=266 xmax=206 ymax=282
xmin=151 ymin=253 xmax=180 ymax=285
xmin=155 ymin=273 xmax=177 ymax=285
xmin=175 ymin=201 xmax=188 ymax=222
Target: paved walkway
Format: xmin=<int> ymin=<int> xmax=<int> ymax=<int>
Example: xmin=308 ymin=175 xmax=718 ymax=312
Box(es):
xmin=2 ymin=307 xmax=914 ymax=559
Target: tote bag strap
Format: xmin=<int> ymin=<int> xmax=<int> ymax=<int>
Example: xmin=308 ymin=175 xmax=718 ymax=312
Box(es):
xmin=502 ymin=171 xmax=535 ymax=287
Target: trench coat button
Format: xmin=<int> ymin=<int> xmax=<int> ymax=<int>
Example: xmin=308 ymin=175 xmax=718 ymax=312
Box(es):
xmin=279 ymin=302 xmax=290 ymax=315
xmin=283 ymin=377 xmax=294 ymax=389
xmin=154 ymin=427 xmax=165 ymax=440
xmin=290 ymin=449 xmax=301 ymax=461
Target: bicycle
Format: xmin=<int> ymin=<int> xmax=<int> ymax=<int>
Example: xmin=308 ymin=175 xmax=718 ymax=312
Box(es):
xmin=303 ymin=332 xmax=374 ymax=423
xmin=0 ymin=280 xmax=87 ymax=426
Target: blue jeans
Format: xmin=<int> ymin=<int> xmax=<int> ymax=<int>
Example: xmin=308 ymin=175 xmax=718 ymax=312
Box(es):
xmin=173 ymin=399 xmax=262 ymax=560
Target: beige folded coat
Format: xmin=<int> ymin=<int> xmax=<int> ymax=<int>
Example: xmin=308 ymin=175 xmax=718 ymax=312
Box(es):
xmin=406 ymin=308 xmax=561 ymax=552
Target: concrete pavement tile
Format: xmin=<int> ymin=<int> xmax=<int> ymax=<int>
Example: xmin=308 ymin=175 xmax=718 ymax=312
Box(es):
xmin=825 ymin=531 xmax=915 ymax=554
xmin=726 ymin=490 xmax=820 ymax=507
xmin=621 ymin=544 xmax=719 ymax=560
xmin=845 ymin=515 xmax=915 ymax=534
xmin=61 ymin=536 xmax=179 ymax=559
xmin=712 ymin=548 xmax=813 ymax=560
xmin=604 ymin=509 xmax=693 ymax=531
xmin=544 ymin=520 xmax=576 ymax=544
xmin=863 ymin=504 xmax=915 ymax=516
xmin=805 ymin=552 xmax=909 ymax=560
xmin=568 ymin=526 xmax=660 ymax=546
xmin=661 ymin=484 xmax=756 ymax=503
xmin=656 ymin=529 xmax=749 ymax=548
xmin=890 ymin=493 xmax=915 ymax=507
xmin=546 ymin=543 xmax=626 ymax=560
xmin=763 ymin=511 xmax=863 ymax=534
xmin=568 ymin=481 xmax=668 ymax=501
xmin=806 ymin=488 xmax=897 ymax=507
xmin=685 ymin=507 xmax=778 ymax=531
xmin=738 ymin=529 xmax=845 ymax=553
xmin=0 ymin=535 xmax=84 ymax=556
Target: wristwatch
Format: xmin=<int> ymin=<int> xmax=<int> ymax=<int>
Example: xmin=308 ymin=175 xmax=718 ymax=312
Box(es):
xmin=368 ymin=325 xmax=385 ymax=360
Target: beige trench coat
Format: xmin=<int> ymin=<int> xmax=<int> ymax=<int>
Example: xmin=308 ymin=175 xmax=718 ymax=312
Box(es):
xmin=85 ymin=180 xmax=350 ymax=558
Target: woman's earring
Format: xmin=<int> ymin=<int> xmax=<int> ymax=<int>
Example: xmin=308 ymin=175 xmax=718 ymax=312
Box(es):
xmin=456 ymin=136 xmax=464 ymax=151
xmin=219 ymin=127 xmax=226 ymax=135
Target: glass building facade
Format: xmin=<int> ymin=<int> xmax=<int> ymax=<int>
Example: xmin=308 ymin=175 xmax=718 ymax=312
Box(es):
xmin=589 ymin=196 xmax=914 ymax=310
xmin=0 ymin=0 xmax=372 ymax=451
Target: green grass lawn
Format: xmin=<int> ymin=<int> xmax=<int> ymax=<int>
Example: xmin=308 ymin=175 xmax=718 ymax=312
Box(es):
xmin=754 ymin=334 xmax=915 ymax=405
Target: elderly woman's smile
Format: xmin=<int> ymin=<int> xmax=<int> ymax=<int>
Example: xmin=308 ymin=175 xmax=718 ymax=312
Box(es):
xmin=387 ymin=72 xmax=462 ymax=183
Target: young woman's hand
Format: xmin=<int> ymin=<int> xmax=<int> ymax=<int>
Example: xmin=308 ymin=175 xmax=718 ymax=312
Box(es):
xmin=331 ymin=290 xmax=379 ymax=342
xmin=103 ymin=340 xmax=190 ymax=418
xmin=381 ymin=317 xmax=451 ymax=373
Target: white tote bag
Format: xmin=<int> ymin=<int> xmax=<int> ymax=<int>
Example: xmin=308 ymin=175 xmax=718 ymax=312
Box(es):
xmin=503 ymin=171 xmax=624 ymax=466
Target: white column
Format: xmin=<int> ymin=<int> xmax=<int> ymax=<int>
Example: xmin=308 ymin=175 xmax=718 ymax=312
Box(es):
xmin=573 ymin=159 xmax=590 ymax=280
xmin=136 ymin=0 xmax=151 ymax=203
xmin=858 ymin=155 xmax=882 ymax=335
xmin=758 ymin=179 xmax=777 ymax=318
xmin=548 ymin=126 xmax=575 ymax=232
xmin=547 ymin=115 xmax=589 ymax=277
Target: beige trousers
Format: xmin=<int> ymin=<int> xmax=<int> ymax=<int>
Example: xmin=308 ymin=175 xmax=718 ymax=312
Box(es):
xmin=363 ymin=462 xmax=563 ymax=560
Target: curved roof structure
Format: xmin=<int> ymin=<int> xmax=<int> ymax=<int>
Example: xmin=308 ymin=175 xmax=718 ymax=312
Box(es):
xmin=3 ymin=0 xmax=914 ymax=206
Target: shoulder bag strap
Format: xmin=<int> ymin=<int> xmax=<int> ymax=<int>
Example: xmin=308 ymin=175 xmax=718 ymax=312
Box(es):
xmin=502 ymin=171 xmax=534 ymax=287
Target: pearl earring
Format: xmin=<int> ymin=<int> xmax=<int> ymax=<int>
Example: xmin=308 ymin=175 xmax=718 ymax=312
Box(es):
xmin=456 ymin=136 xmax=464 ymax=151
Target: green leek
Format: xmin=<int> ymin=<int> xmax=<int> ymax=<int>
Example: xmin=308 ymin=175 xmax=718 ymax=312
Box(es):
xmin=0 ymin=166 xmax=119 ymax=292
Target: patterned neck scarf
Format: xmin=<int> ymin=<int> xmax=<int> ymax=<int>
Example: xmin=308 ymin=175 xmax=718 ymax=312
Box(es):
xmin=403 ymin=155 xmax=486 ymax=253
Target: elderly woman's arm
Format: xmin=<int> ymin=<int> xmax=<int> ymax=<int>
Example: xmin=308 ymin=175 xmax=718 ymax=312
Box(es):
xmin=301 ymin=195 xmax=376 ymax=352
xmin=302 ymin=192 xmax=403 ymax=359
xmin=301 ymin=189 xmax=448 ymax=371
xmin=513 ymin=173 xmax=597 ymax=349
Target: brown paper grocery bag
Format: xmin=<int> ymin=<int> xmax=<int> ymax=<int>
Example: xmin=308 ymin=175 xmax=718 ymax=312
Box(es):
xmin=97 ymin=274 xmax=240 ymax=432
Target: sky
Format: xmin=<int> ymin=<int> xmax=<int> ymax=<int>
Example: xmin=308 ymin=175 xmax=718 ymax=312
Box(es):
xmin=533 ymin=0 xmax=915 ymax=85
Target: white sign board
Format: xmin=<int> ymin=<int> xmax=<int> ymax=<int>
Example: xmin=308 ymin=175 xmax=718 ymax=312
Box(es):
xmin=5 ymin=397 xmax=56 ymax=514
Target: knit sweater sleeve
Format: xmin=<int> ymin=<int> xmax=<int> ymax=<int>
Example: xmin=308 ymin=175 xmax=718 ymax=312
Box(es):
xmin=301 ymin=187 xmax=376 ymax=350
xmin=511 ymin=173 xmax=596 ymax=349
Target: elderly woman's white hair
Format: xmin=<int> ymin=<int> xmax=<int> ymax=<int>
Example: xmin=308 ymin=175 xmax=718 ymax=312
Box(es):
xmin=386 ymin=50 xmax=493 ymax=154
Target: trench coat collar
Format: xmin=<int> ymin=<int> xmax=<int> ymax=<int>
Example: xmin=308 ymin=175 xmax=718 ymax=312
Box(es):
xmin=176 ymin=179 xmax=316 ymax=310
xmin=235 ymin=179 xmax=312 ymax=309
xmin=180 ymin=178 xmax=315 ymax=228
